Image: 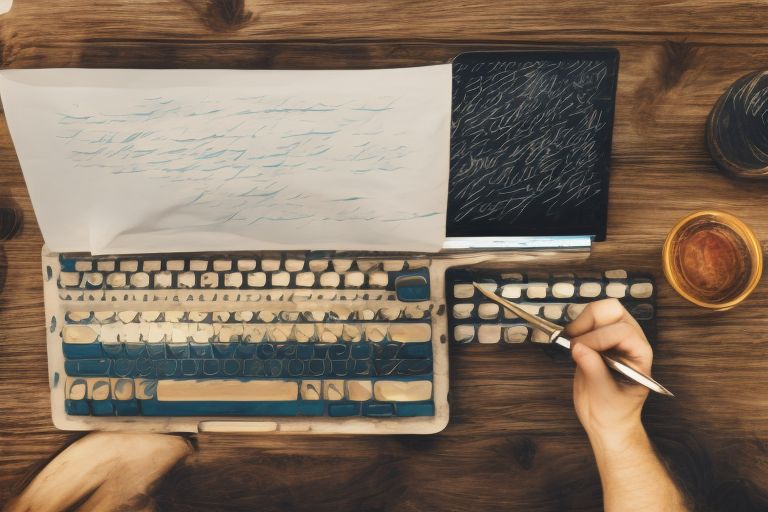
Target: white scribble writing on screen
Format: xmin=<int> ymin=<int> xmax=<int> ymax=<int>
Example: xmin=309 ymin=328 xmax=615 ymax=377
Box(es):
xmin=57 ymin=95 xmax=439 ymax=228
xmin=450 ymin=59 xmax=610 ymax=227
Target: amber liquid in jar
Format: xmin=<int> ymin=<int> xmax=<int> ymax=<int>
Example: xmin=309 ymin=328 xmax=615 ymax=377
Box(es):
xmin=674 ymin=222 xmax=751 ymax=303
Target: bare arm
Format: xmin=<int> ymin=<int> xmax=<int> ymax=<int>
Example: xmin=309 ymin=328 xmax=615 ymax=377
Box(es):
xmin=567 ymin=299 xmax=689 ymax=512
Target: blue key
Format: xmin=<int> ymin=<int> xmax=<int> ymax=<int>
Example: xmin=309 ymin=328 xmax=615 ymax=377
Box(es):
xmin=329 ymin=402 xmax=361 ymax=417
xmin=202 ymin=359 xmax=221 ymax=376
xmin=297 ymin=344 xmax=314 ymax=360
xmin=136 ymin=358 xmax=154 ymax=377
xmin=351 ymin=343 xmax=371 ymax=359
xmin=167 ymin=343 xmax=190 ymax=359
xmin=124 ymin=343 xmax=147 ymax=358
xmin=112 ymin=359 xmax=136 ymax=378
xmin=364 ymin=403 xmax=395 ymax=417
xmin=222 ymin=359 xmax=241 ymax=376
xmin=235 ymin=343 xmax=258 ymax=358
xmin=147 ymin=344 xmax=166 ymax=360
xmin=190 ymin=343 xmax=213 ymax=359
xmin=394 ymin=269 xmax=430 ymax=302
xmin=399 ymin=342 xmax=432 ymax=359
xmin=115 ymin=400 xmax=140 ymax=416
xmin=181 ymin=359 xmax=201 ymax=377
xmin=65 ymin=399 xmax=90 ymax=415
xmin=102 ymin=343 xmax=125 ymax=359
xmin=67 ymin=359 xmax=111 ymax=376
xmin=92 ymin=400 xmax=115 ymax=416
xmin=328 ymin=344 xmax=349 ymax=360
xmin=63 ymin=342 xmax=103 ymax=359
xmin=156 ymin=359 xmax=179 ymax=378
xmin=243 ymin=359 xmax=265 ymax=377
xmin=213 ymin=342 xmax=238 ymax=358
xmin=396 ymin=401 xmax=435 ymax=417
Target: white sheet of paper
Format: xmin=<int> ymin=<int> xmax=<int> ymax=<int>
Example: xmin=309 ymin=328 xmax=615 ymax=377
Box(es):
xmin=0 ymin=0 xmax=11 ymax=15
xmin=0 ymin=66 xmax=451 ymax=254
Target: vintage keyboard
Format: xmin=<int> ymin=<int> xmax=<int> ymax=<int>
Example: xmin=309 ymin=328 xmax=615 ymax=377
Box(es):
xmin=445 ymin=269 xmax=656 ymax=344
xmin=42 ymin=248 xmax=657 ymax=434
xmin=43 ymin=250 xmax=449 ymax=434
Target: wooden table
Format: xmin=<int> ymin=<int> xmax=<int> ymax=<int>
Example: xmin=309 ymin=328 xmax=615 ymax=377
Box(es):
xmin=1 ymin=2 xmax=767 ymax=510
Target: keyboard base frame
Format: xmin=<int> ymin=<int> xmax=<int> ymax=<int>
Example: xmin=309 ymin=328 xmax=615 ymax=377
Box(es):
xmin=42 ymin=246 xmax=588 ymax=434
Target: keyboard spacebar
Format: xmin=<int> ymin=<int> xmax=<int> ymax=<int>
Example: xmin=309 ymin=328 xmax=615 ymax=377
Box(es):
xmin=156 ymin=380 xmax=298 ymax=402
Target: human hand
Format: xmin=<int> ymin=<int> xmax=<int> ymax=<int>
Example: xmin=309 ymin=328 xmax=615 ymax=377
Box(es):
xmin=566 ymin=298 xmax=653 ymax=447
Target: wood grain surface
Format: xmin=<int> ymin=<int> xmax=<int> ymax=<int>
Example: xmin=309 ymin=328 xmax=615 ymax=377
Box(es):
xmin=2 ymin=1 xmax=768 ymax=511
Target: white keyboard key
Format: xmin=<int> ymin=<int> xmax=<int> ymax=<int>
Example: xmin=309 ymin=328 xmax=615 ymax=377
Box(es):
xmin=81 ymin=273 xmax=103 ymax=288
xmin=295 ymin=323 xmax=317 ymax=343
xmin=500 ymin=284 xmax=523 ymax=299
xmin=154 ymin=271 xmax=172 ymax=288
xmin=96 ymin=261 xmax=115 ymax=272
xmin=177 ymin=272 xmax=196 ymax=288
xmin=341 ymin=324 xmax=362 ymax=342
xmin=606 ymin=282 xmax=627 ymax=298
xmin=62 ymin=325 xmax=99 ymax=343
xmin=478 ymin=303 xmax=499 ymax=319
xmin=234 ymin=311 xmax=254 ymax=322
xmin=364 ymin=323 xmax=387 ymax=342
xmin=301 ymin=381 xmax=322 ymax=400
xmin=346 ymin=381 xmax=373 ymax=401
xmin=188 ymin=311 xmax=208 ymax=322
xmin=237 ymin=259 xmax=257 ymax=271
xmin=119 ymin=260 xmax=139 ymax=272
xmin=189 ymin=260 xmax=208 ymax=271
xmin=117 ymin=310 xmax=138 ymax=323
xmin=543 ymin=304 xmax=564 ymax=320
xmin=105 ymin=273 xmax=126 ymax=288
xmin=630 ymin=282 xmax=654 ymax=299
xmin=308 ymin=259 xmax=328 ymax=272
xmin=454 ymin=325 xmax=475 ymax=343
xmin=271 ymin=271 xmax=290 ymax=287
xmin=247 ymin=272 xmax=267 ymax=287
xmin=477 ymin=324 xmax=502 ymax=343
xmin=156 ymin=380 xmax=299 ymax=401
xmin=212 ymin=311 xmax=230 ymax=322
xmin=552 ymin=282 xmax=575 ymax=298
xmin=295 ymin=272 xmax=315 ymax=287
xmin=213 ymin=260 xmax=232 ymax=272
xmin=382 ymin=260 xmax=404 ymax=271
xmin=504 ymin=326 xmax=529 ymax=343
xmin=261 ymin=259 xmax=280 ymax=272
xmin=368 ymin=271 xmax=389 ymax=288
xmin=344 ymin=271 xmax=364 ymax=288
xmin=605 ymin=269 xmax=628 ymax=279
xmin=166 ymin=260 xmax=185 ymax=271
xmin=320 ymin=272 xmax=341 ymax=288
xmin=224 ymin=272 xmax=243 ymax=288
xmin=147 ymin=322 xmax=171 ymax=343
xmin=526 ymin=284 xmax=548 ymax=299
xmin=284 ymin=258 xmax=305 ymax=272
xmin=374 ymin=381 xmax=432 ymax=402
xmin=200 ymin=272 xmax=218 ymax=288
xmin=453 ymin=283 xmax=474 ymax=299
xmin=141 ymin=311 xmax=161 ymax=322
xmin=389 ymin=323 xmax=431 ymax=343
xmin=332 ymin=259 xmax=353 ymax=272
xmin=531 ymin=329 xmax=551 ymax=344
xmin=452 ymin=303 xmax=474 ymax=319
xmin=579 ymin=282 xmax=602 ymax=298
xmin=60 ymin=272 xmax=81 ymax=287
xmin=323 ymin=380 xmax=346 ymax=401
xmin=143 ymin=260 xmax=162 ymax=272
xmin=130 ymin=272 xmax=150 ymax=288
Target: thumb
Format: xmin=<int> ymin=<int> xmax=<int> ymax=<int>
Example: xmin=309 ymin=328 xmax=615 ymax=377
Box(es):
xmin=572 ymin=341 xmax=613 ymax=384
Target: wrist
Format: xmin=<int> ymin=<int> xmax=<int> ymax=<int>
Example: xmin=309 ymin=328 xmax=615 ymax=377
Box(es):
xmin=586 ymin=420 xmax=647 ymax=456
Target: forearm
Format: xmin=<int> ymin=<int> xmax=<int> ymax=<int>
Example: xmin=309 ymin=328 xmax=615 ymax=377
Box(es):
xmin=588 ymin=424 xmax=689 ymax=512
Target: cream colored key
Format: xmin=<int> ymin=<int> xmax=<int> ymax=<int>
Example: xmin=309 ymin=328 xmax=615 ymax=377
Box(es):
xmin=332 ymin=259 xmax=353 ymax=272
xmin=630 ymin=282 xmax=654 ymax=299
xmin=267 ymin=324 xmax=293 ymax=342
xmin=552 ymin=282 xmax=575 ymax=298
xmin=306 ymin=310 xmax=326 ymax=322
xmin=135 ymin=379 xmax=157 ymax=400
xmin=121 ymin=323 xmax=141 ymax=343
xmin=157 ymin=380 xmax=298 ymax=401
xmin=478 ymin=324 xmax=502 ymax=344
xmin=147 ymin=322 xmax=172 ymax=343
xmin=605 ymin=269 xmax=628 ymax=279
xmin=166 ymin=260 xmax=185 ymax=271
xmin=404 ymin=304 xmax=428 ymax=319
xmin=60 ymin=272 xmax=81 ymax=287
xmin=294 ymin=323 xmax=317 ymax=343
xmin=261 ymin=259 xmax=281 ymax=272
xmin=454 ymin=325 xmax=475 ymax=343
xmin=344 ymin=271 xmax=364 ymax=288
xmin=141 ymin=311 xmax=162 ymax=322
xmin=478 ymin=303 xmax=499 ymax=319
xmin=238 ymin=272 xmax=263 ymax=290
xmin=120 ymin=260 xmax=139 ymax=272
xmin=216 ymin=324 xmax=243 ymax=342
xmin=117 ymin=310 xmax=138 ymax=323
xmin=318 ymin=324 xmax=343 ymax=343
xmin=323 ymin=380 xmax=346 ymax=400
xmin=504 ymin=325 xmax=529 ymax=343
xmin=382 ymin=260 xmax=405 ymax=271
xmin=526 ymin=284 xmax=548 ymax=299
xmin=112 ymin=378 xmax=135 ymax=400
xmin=503 ymin=304 xmax=540 ymax=319
xmin=154 ymin=271 xmax=172 ymax=288
xmin=543 ymin=304 xmax=564 ymax=320
xmin=357 ymin=308 xmax=375 ymax=321
xmin=223 ymin=272 xmax=243 ymax=288
xmin=66 ymin=311 xmax=92 ymax=322
xmin=389 ymin=323 xmax=431 ymax=343
xmin=96 ymin=261 xmax=115 ymax=272
xmin=320 ymin=272 xmax=341 ymax=288
xmin=280 ymin=311 xmax=301 ymax=322
xmin=130 ymin=272 xmax=150 ymax=288
xmin=94 ymin=311 xmax=116 ymax=323
xmin=143 ymin=260 xmax=161 ymax=272
xmin=177 ymin=272 xmax=196 ymax=288
xmin=234 ymin=311 xmax=254 ymax=322
xmin=199 ymin=272 xmax=217 ymax=288
xmin=212 ymin=260 xmax=231 ymax=272
xmin=330 ymin=304 xmax=352 ymax=320
xmin=74 ymin=261 xmax=92 ymax=272
xmin=271 ymin=271 xmax=290 ymax=287
xmin=99 ymin=323 xmax=121 ymax=343
xmin=258 ymin=311 xmax=276 ymax=323
xmin=379 ymin=307 xmax=401 ymax=321
xmin=341 ymin=324 xmax=362 ymax=342
xmin=189 ymin=260 xmax=208 ymax=271
xmin=62 ymin=325 xmax=99 ymax=343
xmin=66 ymin=378 xmax=88 ymax=400
xmin=452 ymin=304 xmax=473 ymax=319
xmin=579 ymin=282 xmax=602 ymax=298
xmin=531 ymin=329 xmax=551 ymax=344
xmin=453 ymin=283 xmax=474 ymax=299
xmin=374 ymin=380 xmax=432 ymax=402
xmin=89 ymin=379 xmax=112 ymax=400
xmin=81 ymin=273 xmax=104 ymax=288
xmin=194 ymin=323 xmax=215 ymax=343
xmin=346 ymin=381 xmax=373 ymax=401
xmin=106 ymin=273 xmax=126 ymax=288
xmin=237 ymin=259 xmax=257 ymax=271
xmin=243 ymin=325 xmax=267 ymax=342
xmin=606 ymin=282 xmax=627 ymax=298
xmin=355 ymin=260 xmax=379 ymax=272
xmin=368 ymin=271 xmax=389 ymax=288
xmin=284 ymin=258 xmax=305 ymax=272
xmin=308 ymin=259 xmax=328 ymax=272
xmin=171 ymin=323 xmax=191 ymax=344
xmin=500 ymin=284 xmax=523 ymax=299
xmin=211 ymin=311 xmax=229 ymax=322
xmin=295 ymin=272 xmax=315 ymax=287
xmin=164 ymin=311 xmax=184 ymax=322
xmin=301 ymin=381 xmax=322 ymax=400
xmin=364 ymin=323 xmax=388 ymax=342
xmin=187 ymin=311 xmax=208 ymax=322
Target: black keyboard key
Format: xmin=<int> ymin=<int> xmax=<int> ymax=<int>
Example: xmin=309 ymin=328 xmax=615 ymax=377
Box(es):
xmin=297 ymin=344 xmax=314 ymax=360
xmin=181 ymin=359 xmax=200 ymax=377
xmin=202 ymin=359 xmax=221 ymax=376
xmin=265 ymin=359 xmax=283 ymax=377
xmin=222 ymin=359 xmax=241 ymax=376
xmin=287 ymin=359 xmax=305 ymax=377
xmin=235 ymin=343 xmax=258 ymax=358
xmin=308 ymin=359 xmax=326 ymax=377
xmin=243 ymin=359 xmax=265 ymax=377
xmin=256 ymin=343 xmax=276 ymax=360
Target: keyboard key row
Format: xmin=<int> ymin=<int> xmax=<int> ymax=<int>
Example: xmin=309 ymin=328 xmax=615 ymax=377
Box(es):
xmin=61 ymin=255 xmax=429 ymax=274
xmin=65 ymin=377 xmax=433 ymax=403
xmin=62 ymin=322 xmax=432 ymax=344
xmin=64 ymin=304 xmax=431 ymax=326
xmin=63 ymin=339 xmax=432 ymax=361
